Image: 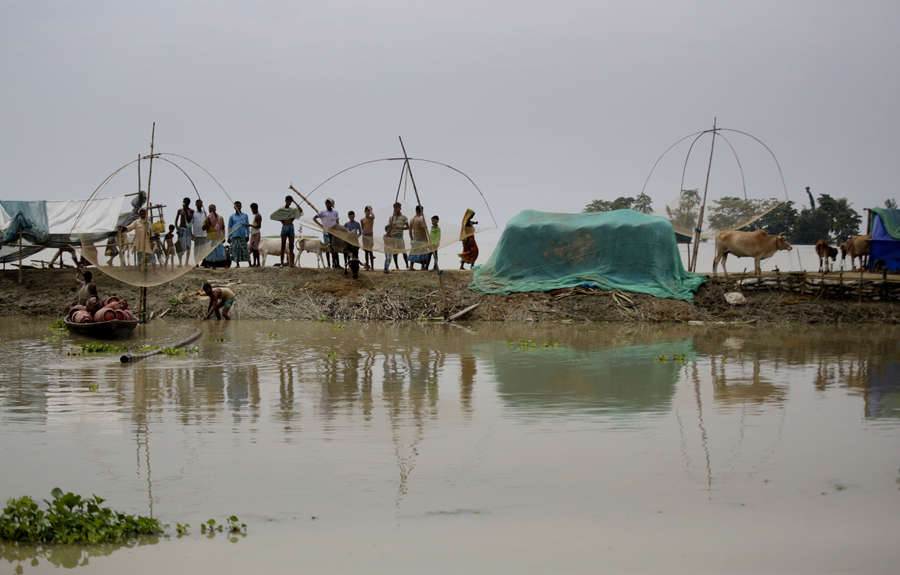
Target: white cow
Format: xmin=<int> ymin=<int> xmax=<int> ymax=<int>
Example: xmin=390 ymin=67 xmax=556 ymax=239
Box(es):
xmin=258 ymin=237 xmax=326 ymax=268
xmin=297 ymin=238 xmax=326 ymax=268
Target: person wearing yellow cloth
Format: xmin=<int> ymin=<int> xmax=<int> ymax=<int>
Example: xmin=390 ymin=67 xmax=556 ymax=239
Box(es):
xmin=458 ymin=209 xmax=478 ymax=270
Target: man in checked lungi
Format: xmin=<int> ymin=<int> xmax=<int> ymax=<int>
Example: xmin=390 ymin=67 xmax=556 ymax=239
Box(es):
xmin=228 ymin=201 xmax=251 ymax=267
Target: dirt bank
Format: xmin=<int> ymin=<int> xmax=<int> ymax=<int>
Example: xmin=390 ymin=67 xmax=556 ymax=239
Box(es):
xmin=0 ymin=267 xmax=897 ymax=324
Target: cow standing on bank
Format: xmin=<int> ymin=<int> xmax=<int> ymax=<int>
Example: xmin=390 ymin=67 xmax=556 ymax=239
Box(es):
xmin=815 ymin=239 xmax=838 ymax=272
xmin=713 ymin=230 xmax=793 ymax=277
xmin=840 ymin=234 xmax=871 ymax=271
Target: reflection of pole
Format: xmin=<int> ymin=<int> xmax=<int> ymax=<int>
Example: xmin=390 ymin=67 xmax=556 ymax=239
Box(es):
xmin=690 ymin=117 xmax=717 ymax=272
xmin=17 ymin=229 xmax=22 ymax=284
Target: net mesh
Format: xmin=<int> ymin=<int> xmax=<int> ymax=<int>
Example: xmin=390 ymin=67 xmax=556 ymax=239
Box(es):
xmin=72 ymin=154 xmax=236 ymax=287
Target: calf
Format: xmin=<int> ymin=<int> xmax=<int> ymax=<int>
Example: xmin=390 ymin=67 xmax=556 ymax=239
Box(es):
xmin=297 ymin=238 xmax=326 ymax=269
xmin=713 ymin=230 xmax=793 ymax=277
xmin=815 ymin=239 xmax=838 ymax=272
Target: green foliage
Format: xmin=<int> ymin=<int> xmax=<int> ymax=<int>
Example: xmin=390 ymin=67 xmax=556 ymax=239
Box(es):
xmin=80 ymin=342 xmax=129 ymax=354
xmin=133 ymin=344 xmax=159 ymax=352
xmin=168 ymin=297 xmax=180 ymax=307
xmin=584 ymin=193 xmax=654 ymax=215
xmin=331 ymin=322 xmax=344 ymax=330
xmin=666 ymin=189 xmax=700 ymax=233
xmin=752 ymin=201 xmax=797 ymax=237
xmin=0 ymin=489 xmax=163 ymax=544
xmin=506 ymin=339 xmax=559 ymax=351
xmin=48 ymin=320 xmax=66 ymax=331
xmin=207 ymin=337 xmax=225 ymax=343
xmin=707 ymin=197 xmax=779 ymax=231
xmin=175 ymin=523 xmax=190 ymax=537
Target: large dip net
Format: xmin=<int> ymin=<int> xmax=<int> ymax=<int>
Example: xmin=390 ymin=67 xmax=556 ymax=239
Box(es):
xmin=289 ymin=153 xmax=496 ymax=258
xmin=72 ymin=152 xmax=237 ymax=287
xmin=641 ymin=127 xmax=790 ymax=243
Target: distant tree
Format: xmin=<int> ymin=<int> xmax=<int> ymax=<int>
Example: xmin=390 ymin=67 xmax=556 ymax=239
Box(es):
xmin=584 ymin=195 xmax=651 ymax=213
xmin=707 ymin=197 xmax=779 ymax=231
xmin=818 ymin=194 xmax=861 ymax=243
xmin=632 ymin=193 xmax=654 ymax=214
xmin=886 ymin=198 xmax=898 ymax=210
xmin=792 ymin=207 xmax=830 ymax=244
xmin=665 ymin=189 xmax=700 ymax=233
xmin=751 ymin=201 xmax=797 ymax=237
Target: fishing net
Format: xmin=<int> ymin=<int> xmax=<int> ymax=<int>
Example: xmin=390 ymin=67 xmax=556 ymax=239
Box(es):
xmin=72 ymin=153 xmax=237 ymax=287
xmin=288 ymin=157 xmax=496 ymax=260
xmin=641 ymin=128 xmax=790 ymax=240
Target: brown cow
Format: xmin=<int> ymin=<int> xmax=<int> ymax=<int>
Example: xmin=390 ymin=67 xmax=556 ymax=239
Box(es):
xmin=839 ymin=234 xmax=871 ymax=271
xmin=815 ymin=239 xmax=838 ymax=272
xmin=713 ymin=230 xmax=793 ymax=277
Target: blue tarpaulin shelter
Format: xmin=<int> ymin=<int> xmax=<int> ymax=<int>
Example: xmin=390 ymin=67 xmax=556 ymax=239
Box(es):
xmin=869 ymin=208 xmax=900 ymax=272
xmin=470 ymin=209 xmax=707 ymax=301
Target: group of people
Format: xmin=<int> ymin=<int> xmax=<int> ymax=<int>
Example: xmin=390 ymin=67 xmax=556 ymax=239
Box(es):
xmin=108 ymin=195 xmax=479 ymax=272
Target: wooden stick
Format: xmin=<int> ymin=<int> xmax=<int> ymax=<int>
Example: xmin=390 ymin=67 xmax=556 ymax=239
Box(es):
xmin=288 ymin=184 xmax=320 ymax=214
xmin=398 ymin=137 xmax=422 ymax=208
xmin=120 ymin=329 xmax=202 ymax=364
xmin=690 ymin=118 xmax=717 ymax=272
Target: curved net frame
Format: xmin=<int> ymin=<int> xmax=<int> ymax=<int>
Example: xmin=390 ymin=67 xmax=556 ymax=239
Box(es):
xmin=290 ymin=156 xmax=496 ymax=257
xmin=72 ymin=153 xmax=238 ymax=287
xmin=642 ymin=128 xmax=790 ymax=240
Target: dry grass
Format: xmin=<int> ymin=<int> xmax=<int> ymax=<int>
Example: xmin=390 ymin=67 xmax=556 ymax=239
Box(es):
xmin=1 ymin=267 xmax=897 ymax=325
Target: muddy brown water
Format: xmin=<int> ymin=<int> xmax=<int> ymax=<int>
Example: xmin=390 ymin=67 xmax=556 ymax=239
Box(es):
xmin=1 ymin=319 xmax=898 ymax=574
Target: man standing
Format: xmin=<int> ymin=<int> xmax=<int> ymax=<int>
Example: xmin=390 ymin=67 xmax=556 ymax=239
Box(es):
xmin=361 ymin=205 xmax=375 ymax=271
xmin=343 ymin=210 xmax=362 ymax=271
xmin=228 ymin=201 xmax=250 ymax=268
xmin=192 ymin=198 xmax=207 ymax=266
xmin=278 ymin=195 xmax=302 ymax=267
xmin=175 ymin=197 xmax=194 ymax=266
xmin=388 ymin=202 xmax=409 ymax=270
xmin=408 ymin=205 xmax=429 ymax=270
xmin=313 ymin=198 xmax=340 ymax=269
xmin=249 ymin=202 xmax=262 ymax=267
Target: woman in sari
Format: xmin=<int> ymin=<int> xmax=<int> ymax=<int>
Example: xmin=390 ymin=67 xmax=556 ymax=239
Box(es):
xmin=202 ymin=204 xmax=228 ymax=265
xmin=458 ymin=209 xmax=479 ymax=270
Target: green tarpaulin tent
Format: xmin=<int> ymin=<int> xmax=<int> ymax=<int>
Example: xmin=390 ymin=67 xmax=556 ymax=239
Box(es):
xmin=470 ymin=209 xmax=706 ymax=301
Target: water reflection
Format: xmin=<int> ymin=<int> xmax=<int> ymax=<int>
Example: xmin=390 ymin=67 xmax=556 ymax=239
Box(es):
xmin=1 ymin=320 xmax=899 ymax=570
xmin=0 ymin=537 xmax=160 ymax=572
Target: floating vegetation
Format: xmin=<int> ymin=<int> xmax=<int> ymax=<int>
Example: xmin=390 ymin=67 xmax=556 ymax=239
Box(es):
xmin=133 ymin=344 xmax=159 ymax=352
xmin=655 ymin=353 xmax=688 ymax=366
xmin=175 ymin=523 xmax=190 ymax=537
xmin=87 ymin=385 xmax=98 ymax=392
xmin=331 ymin=322 xmax=345 ymax=330
xmin=159 ymin=346 xmax=199 ymax=357
xmin=200 ymin=516 xmax=246 ymax=537
xmin=0 ymin=489 xmax=163 ymax=544
xmin=266 ymin=332 xmax=279 ymax=339
xmin=506 ymin=339 xmax=559 ymax=352
xmin=48 ymin=319 xmax=66 ymax=331
xmin=207 ymin=337 xmax=225 ymax=343
xmin=80 ymin=342 xmax=130 ymax=354
xmin=327 ymin=350 xmax=338 ymax=360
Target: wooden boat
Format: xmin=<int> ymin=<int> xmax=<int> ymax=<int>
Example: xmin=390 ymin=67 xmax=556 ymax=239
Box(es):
xmin=64 ymin=317 xmax=139 ymax=338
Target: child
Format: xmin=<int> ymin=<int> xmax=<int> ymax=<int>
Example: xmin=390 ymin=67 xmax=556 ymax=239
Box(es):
xmin=344 ymin=210 xmax=362 ymax=271
xmin=428 ymin=215 xmax=441 ymax=270
xmin=164 ymin=224 xmax=176 ymax=267
xmin=383 ymin=224 xmax=393 ymax=273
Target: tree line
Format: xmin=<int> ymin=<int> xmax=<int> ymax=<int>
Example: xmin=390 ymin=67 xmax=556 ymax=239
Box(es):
xmin=584 ymin=188 xmax=898 ymax=244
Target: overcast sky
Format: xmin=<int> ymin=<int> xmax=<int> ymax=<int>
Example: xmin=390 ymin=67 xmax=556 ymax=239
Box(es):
xmin=2 ymin=0 xmax=898 ymax=236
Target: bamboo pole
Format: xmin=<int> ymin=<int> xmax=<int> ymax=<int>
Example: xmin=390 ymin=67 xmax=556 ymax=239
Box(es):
xmin=140 ymin=123 xmax=156 ymax=323
xmin=398 ymin=137 xmax=422 ymax=208
xmin=689 ymin=118 xmax=717 ymax=272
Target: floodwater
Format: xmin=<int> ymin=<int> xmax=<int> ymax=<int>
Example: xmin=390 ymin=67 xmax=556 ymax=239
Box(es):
xmin=1 ymin=319 xmax=898 ymax=574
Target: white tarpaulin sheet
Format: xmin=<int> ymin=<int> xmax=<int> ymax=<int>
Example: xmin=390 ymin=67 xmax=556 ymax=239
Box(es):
xmin=46 ymin=196 xmax=126 ymax=234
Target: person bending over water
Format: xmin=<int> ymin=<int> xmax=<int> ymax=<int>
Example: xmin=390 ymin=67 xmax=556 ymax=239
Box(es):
xmin=202 ymin=282 xmax=236 ymax=320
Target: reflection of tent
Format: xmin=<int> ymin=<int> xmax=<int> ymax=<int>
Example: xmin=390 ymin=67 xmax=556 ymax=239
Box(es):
xmin=868 ymin=208 xmax=900 ymax=272
xmin=866 ymin=361 xmax=900 ymax=419
xmin=489 ymin=340 xmax=692 ymax=416
xmin=470 ymin=209 xmax=707 ymax=301
xmin=0 ymin=196 xmax=139 ymax=264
